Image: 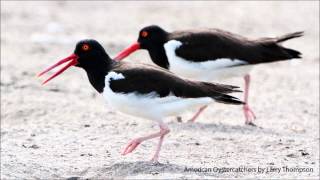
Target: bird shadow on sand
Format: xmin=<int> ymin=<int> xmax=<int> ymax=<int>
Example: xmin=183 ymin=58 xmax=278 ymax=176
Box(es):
xmin=167 ymin=120 xmax=289 ymax=136
xmin=91 ymin=161 xmax=189 ymax=178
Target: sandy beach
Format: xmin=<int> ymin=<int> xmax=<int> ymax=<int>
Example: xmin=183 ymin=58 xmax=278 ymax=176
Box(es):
xmin=1 ymin=1 xmax=319 ymax=179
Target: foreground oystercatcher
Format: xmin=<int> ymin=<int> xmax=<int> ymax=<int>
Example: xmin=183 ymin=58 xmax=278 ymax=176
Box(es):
xmin=38 ymin=39 xmax=244 ymax=162
xmin=114 ymin=25 xmax=303 ymax=125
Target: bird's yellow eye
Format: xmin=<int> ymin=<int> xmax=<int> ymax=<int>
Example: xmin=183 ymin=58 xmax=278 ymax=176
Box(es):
xmin=141 ymin=31 xmax=148 ymax=37
xmin=82 ymin=44 xmax=90 ymax=51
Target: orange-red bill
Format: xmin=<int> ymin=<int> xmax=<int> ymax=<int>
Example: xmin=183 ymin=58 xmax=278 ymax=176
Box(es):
xmin=38 ymin=53 xmax=79 ymax=85
xmin=113 ymin=42 xmax=140 ymax=61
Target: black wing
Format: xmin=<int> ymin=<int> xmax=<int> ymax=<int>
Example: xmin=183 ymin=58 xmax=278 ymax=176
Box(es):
xmin=109 ymin=63 xmax=243 ymax=105
xmin=171 ymin=29 xmax=255 ymax=62
xmin=171 ymin=29 xmax=302 ymax=64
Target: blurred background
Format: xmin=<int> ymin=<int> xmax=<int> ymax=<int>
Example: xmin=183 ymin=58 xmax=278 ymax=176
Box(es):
xmin=2 ymin=1 xmax=319 ymax=94
xmin=1 ymin=1 xmax=319 ymax=179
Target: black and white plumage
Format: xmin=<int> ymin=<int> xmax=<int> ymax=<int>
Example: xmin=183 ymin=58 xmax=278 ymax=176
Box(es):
xmin=114 ymin=25 xmax=303 ymax=125
xmin=38 ymin=39 xmax=243 ymax=162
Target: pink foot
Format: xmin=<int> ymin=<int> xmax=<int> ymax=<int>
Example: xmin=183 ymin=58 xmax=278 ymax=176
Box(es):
xmin=121 ymin=122 xmax=170 ymax=162
xmin=243 ymin=104 xmax=256 ymax=126
xmin=122 ymin=138 xmax=141 ymax=155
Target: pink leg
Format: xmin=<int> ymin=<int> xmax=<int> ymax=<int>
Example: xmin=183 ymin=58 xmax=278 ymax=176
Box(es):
xmin=188 ymin=105 xmax=208 ymax=122
xmin=122 ymin=121 xmax=170 ymax=162
xmin=243 ymin=74 xmax=256 ymax=126
xmin=150 ymin=123 xmax=170 ymax=162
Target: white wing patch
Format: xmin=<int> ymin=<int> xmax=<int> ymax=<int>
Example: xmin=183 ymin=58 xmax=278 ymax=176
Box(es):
xmin=164 ymin=40 xmax=251 ymax=81
xmin=105 ymin=71 xmax=125 ymax=82
xmin=103 ymin=71 xmax=213 ymax=120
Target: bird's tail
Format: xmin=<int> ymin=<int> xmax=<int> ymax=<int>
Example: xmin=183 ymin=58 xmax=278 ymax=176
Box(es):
xmin=276 ymin=31 xmax=304 ymax=43
xmin=214 ymin=94 xmax=244 ymax=105
xmin=275 ymin=31 xmax=303 ymax=59
xmin=281 ymin=47 xmax=302 ymax=59
xmin=254 ymin=31 xmax=303 ymax=63
xmin=200 ymin=82 xmax=242 ymax=93
xmin=197 ymin=82 xmax=244 ymax=105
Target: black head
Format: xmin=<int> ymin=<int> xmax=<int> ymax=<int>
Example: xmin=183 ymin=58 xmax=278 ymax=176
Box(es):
xmin=113 ymin=25 xmax=170 ymax=69
xmin=38 ymin=39 xmax=111 ymax=85
xmin=137 ymin=25 xmax=168 ymax=49
xmin=74 ymin=39 xmax=111 ymax=69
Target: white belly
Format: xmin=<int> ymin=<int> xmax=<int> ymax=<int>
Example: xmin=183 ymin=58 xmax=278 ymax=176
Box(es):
xmin=164 ymin=40 xmax=252 ymax=81
xmin=103 ymin=72 xmax=213 ymax=120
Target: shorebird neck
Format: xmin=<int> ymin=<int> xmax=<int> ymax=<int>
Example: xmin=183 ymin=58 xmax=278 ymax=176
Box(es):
xmin=82 ymin=58 xmax=114 ymax=93
xmin=148 ymin=45 xmax=169 ymax=69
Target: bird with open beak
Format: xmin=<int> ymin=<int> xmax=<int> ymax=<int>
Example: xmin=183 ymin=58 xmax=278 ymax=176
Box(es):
xmin=38 ymin=39 xmax=244 ymax=162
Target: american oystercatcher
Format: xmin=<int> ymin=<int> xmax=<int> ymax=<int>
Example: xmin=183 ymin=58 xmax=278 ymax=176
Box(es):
xmin=114 ymin=25 xmax=303 ymax=125
xmin=38 ymin=39 xmax=244 ymax=162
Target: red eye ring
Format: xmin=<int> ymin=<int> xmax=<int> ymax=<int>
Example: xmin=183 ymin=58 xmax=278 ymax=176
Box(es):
xmin=141 ymin=31 xmax=148 ymax=37
xmin=82 ymin=44 xmax=90 ymax=51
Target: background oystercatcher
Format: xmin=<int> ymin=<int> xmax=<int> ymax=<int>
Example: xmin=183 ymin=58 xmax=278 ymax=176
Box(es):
xmin=38 ymin=39 xmax=244 ymax=162
xmin=114 ymin=25 xmax=303 ymax=125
